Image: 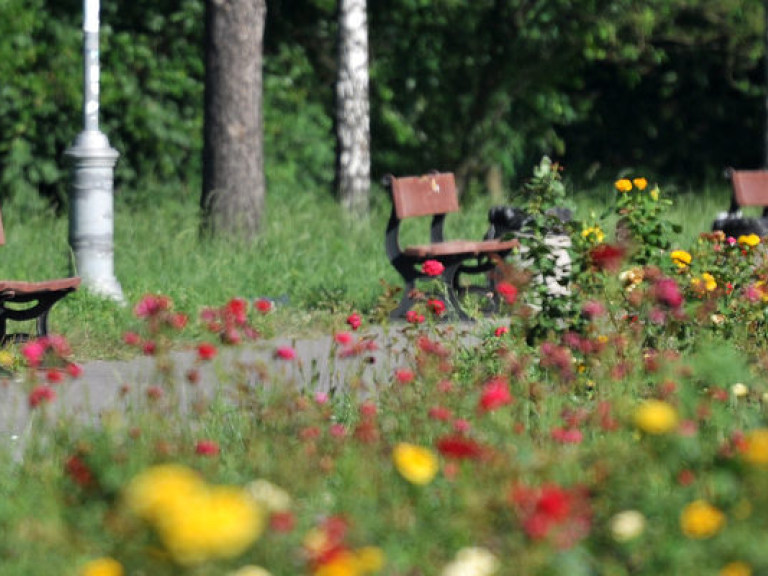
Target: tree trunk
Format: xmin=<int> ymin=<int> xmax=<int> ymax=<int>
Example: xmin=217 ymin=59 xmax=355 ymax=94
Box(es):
xmin=201 ymin=0 xmax=266 ymax=239
xmin=336 ymin=0 xmax=370 ymax=216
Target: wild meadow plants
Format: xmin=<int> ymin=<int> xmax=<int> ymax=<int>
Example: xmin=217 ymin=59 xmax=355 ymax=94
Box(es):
xmin=5 ymin=169 xmax=768 ymax=575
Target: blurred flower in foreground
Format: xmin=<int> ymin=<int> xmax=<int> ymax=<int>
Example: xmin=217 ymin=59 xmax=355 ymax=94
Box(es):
xmin=80 ymin=557 xmax=124 ymax=576
xmin=719 ymin=561 xmax=752 ymax=576
xmin=680 ymin=500 xmax=725 ymax=539
xmin=247 ymin=479 xmax=292 ymax=513
xmin=440 ymin=547 xmax=499 ymax=576
xmin=229 ymin=566 xmax=273 ymax=576
xmin=609 ymin=510 xmax=646 ymax=542
xmin=634 ymin=400 xmax=678 ymax=435
xmin=123 ymin=464 xmax=264 ymax=566
xmin=392 ymin=443 xmax=439 ymax=485
xmin=742 ymin=428 xmax=768 ymax=466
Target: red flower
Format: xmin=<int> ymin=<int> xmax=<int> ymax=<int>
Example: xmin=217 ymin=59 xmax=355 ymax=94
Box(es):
xmin=496 ymin=282 xmax=518 ymax=305
xmin=405 ymin=310 xmax=425 ymax=324
xmin=653 ymin=278 xmax=684 ymax=309
xmin=45 ymin=369 xmax=64 ymax=384
xmin=255 ymin=298 xmax=273 ymax=313
xmin=170 ymin=313 xmax=188 ymax=330
xmin=146 ymin=386 xmax=164 ymax=400
xmin=195 ymin=439 xmax=220 ymax=456
xmin=422 ymin=259 xmax=445 ymax=277
xmin=436 ymin=435 xmax=485 ymax=460
xmin=589 ymin=244 xmax=625 ymax=272
xmin=270 ymin=511 xmax=296 ymax=533
xmin=511 ymin=483 xmax=591 ymax=548
xmin=550 ymin=427 xmax=584 ymax=444
xmin=275 ymin=346 xmax=297 ymax=360
xmin=428 ymin=406 xmax=453 ymax=421
xmin=346 ymin=313 xmax=362 ymax=330
xmin=66 ymin=363 xmax=83 ymax=379
xmin=225 ymin=298 xmax=248 ymax=325
xmin=65 ymin=455 xmax=95 ymax=488
xmin=427 ymin=298 xmax=446 ymax=316
xmin=29 ymin=385 xmax=56 ymax=408
xmin=197 ymin=342 xmax=218 ymax=361
xmin=494 ymin=326 xmax=509 ymax=337
xmin=142 ymin=341 xmax=157 ymax=356
xmin=478 ymin=376 xmax=513 ymax=412
xmin=394 ymin=368 xmax=415 ymax=384
xmin=334 ymin=332 xmax=353 ymax=345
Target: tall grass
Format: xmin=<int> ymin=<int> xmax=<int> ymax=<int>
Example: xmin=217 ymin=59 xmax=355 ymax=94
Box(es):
xmin=0 ymin=178 xmax=732 ymax=358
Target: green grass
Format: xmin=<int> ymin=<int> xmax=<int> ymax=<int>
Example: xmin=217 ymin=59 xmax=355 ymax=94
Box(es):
xmin=0 ymin=179 xmax=733 ymax=359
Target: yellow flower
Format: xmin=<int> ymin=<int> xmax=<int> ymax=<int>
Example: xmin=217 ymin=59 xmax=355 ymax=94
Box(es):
xmin=0 ymin=350 xmax=14 ymax=369
xmin=720 ymin=561 xmax=752 ymax=576
xmin=615 ymin=179 xmax=633 ymax=193
xmin=737 ymin=234 xmax=760 ymax=247
xmin=691 ymin=273 xmax=717 ymax=292
xmin=80 ymin=557 xmax=124 ymax=576
xmin=650 ymin=187 xmax=659 ymax=201
xmin=634 ymin=400 xmax=678 ymax=435
xmin=123 ymin=465 xmax=264 ymax=566
xmin=742 ymin=428 xmax=768 ymax=466
xmin=632 ymin=177 xmax=648 ymax=190
xmin=581 ymin=226 xmax=605 ymax=244
xmin=680 ymin=500 xmax=726 ymax=539
xmin=356 ymin=547 xmax=386 ymax=573
xmin=670 ymin=250 xmax=692 ymax=269
xmin=315 ymin=547 xmax=385 ymax=576
xmin=392 ymin=443 xmax=439 ymax=485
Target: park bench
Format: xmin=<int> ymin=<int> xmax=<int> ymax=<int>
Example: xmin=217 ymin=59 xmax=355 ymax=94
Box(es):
xmin=384 ymin=172 xmax=519 ymax=320
xmin=712 ymin=169 xmax=768 ymax=237
xmin=0 ymin=207 xmax=80 ymax=344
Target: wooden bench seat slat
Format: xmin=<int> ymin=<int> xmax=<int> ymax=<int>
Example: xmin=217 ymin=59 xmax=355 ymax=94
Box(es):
xmin=403 ymin=238 xmax=519 ymax=258
xmin=0 ymin=206 xmax=80 ymax=343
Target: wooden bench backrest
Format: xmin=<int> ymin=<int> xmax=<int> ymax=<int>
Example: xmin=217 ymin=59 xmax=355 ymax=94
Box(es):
xmin=731 ymin=170 xmax=768 ymax=208
xmin=390 ymin=173 xmax=459 ymax=219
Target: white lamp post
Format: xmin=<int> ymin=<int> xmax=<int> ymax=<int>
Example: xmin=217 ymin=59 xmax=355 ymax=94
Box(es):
xmin=65 ymin=0 xmax=123 ymax=302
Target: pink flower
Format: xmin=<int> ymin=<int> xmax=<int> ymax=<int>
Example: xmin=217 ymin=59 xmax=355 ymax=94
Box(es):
xmin=255 ymin=298 xmax=273 ymax=313
xmin=197 ymin=342 xmax=218 ymax=361
xmin=329 ymin=424 xmax=347 ymax=438
xmin=428 ymin=406 xmax=453 ymax=421
xmin=653 ymin=277 xmax=684 ymax=308
xmin=275 ymin=346 xmax=297 ymax=360
xmin=315 ymin=392 xmax=329 ymax=404
xmin=21 ymin=341 xmax=45 ymax=367
xmin=123 ymin=331 xmax=142 ymax=346
xmin=134 ymin=294 xmax=172 ymax=318
xmin=395 ymin=368 xmax=415 ymax=384
xmin=28 ymin=385 xmax=56 ymax=408
xmin=479 ymin=376 xmax=513 ymax=412
xmin=453 ymin=419 xmax=471 ymax=433
xmin=46 ymin=369 xmax=65 ymax=384
xmin=195 ymin=440 xmax=220 ymax=456
xmin=422 ymin=259 xmax=445 ymax=276
xmin=581 ymin=300 xmax=606 ymax=319
xmin=497 ymin=282 xmax=518 ymax=305
xmin=550 ymin=427 xmax=584 ymax=444
xmin=146 ymin=386 xmax=164 ymax=401
xmin=142 ymin=341 xmax=157 ymax=356
xmin=346 ymin=313 xmax=362 ymax=330
xmin=494 ymin=326 xmax=509 ymax=337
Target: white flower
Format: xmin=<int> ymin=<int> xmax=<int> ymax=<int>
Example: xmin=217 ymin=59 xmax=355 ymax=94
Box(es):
xmin=610 ymin=510 xmax=646 ymax=542
xmin=246 ymin=479 xmax=292 ymax=513
xmin=441 ymin=547 xmax=499 ymax=576
xmin=731 ymin=383 xmax=749 ymax=398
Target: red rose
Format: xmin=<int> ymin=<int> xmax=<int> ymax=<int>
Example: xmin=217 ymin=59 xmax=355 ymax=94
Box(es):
xmin=422 ymin=259 xmax=445 ymax=277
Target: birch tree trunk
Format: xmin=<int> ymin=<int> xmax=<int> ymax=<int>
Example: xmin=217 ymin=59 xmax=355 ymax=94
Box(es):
xmin=201 ymin=0 xmax=266 ymax=239
xmin=336 ymin=0 xmax=370 ymax=215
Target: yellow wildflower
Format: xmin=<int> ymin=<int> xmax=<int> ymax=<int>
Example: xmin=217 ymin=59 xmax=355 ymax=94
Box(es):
xmin=650 ymin=187 xmax=659 ymax=201
xmin=392 ymin=443 xmax=439 ymax=485
xmin=80 ymin=557 xmax=124 ymax=576
xmin=738 ymin=234 xmax=760 ymax=247
xmin=680 ymin=500 xmax=725 ymax=539
xmin=615 ymin=179 xmax=633 ymax=193
xmin=0 ymin=350 xmax=14 ymax=369
xmin=632 ymin=177 xmax=648 ymax=190
xmin=691 ymin=273 xmax=717 ymax=292
xmin=581 ymin=226 xmax=605 ymax=244
xmin=123 ymin=464 xmax=264 ymax=566
xmin=670 ymin=250 xmax=692 ymax=269
xmin=742 ymin=428 xmax=768 ymax=466
xmin=634 ymin=400 xmax=678 ymax=435
xmin=720 ymin=562 xmax=752 ymax=576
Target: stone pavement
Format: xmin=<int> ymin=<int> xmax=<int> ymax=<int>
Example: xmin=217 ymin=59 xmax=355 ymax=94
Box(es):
xmin=1 ymin=325 xmax=480 ymax=453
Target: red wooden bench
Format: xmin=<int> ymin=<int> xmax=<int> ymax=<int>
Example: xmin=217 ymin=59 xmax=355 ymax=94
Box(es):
xmin=384 ymin=172 xmax=519 ymax=320
xmin=0 ymin=207 xmax=81 ymax=343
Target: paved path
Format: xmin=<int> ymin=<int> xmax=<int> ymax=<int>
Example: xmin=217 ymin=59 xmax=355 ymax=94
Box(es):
xmin=0 ymin=325 xmax=481 ymax=453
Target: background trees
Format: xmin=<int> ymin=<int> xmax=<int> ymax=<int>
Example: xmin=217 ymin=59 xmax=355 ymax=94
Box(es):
xmin=1 ymin=0 xmax=766 ymax=213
